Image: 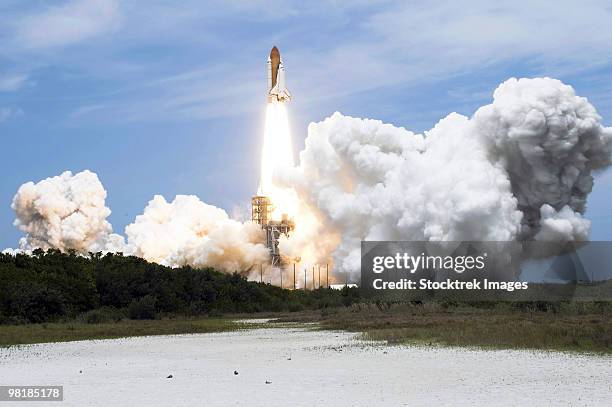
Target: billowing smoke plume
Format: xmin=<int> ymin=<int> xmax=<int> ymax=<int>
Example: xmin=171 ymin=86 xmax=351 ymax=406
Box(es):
xmin=125 ymin=195 xmax=268 ymax=273
xmin=474 ymin=78 xmax=612 ymax=240
xmin=10 ymin=172 xmax=268 ymax=274
xmin=11 ymin=170 xmax=125 ymax=252
xmin=279 ymin=78 xmax=612 ymax=275
xmin=8 ymin=77 xmax=612 ymax=279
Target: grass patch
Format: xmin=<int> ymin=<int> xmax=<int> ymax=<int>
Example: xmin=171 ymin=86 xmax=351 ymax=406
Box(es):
xmin=277 ymin=302 xmax=612 ymax=354
xmin=0 ymin=317 xmax=266 ymax=347
xmin=4 ymin=302 xmax=612 ymax=354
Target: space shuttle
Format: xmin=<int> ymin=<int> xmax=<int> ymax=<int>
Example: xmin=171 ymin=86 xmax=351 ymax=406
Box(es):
xmin=267 ymin=46 xmax=292 ymax=103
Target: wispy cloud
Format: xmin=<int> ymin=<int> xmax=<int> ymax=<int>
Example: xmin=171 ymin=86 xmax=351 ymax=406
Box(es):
xmin=0 ymin=107 xmax=23 ymax=122
xmin=0 ymin=73 xmax=28 ymax=92
xmin=5 ymin=0 xmax=612 ymax=124
xmin=152 ymin=0 xmax=612 ymax=115
xmin=68 ymin=104 xmax=106 ymax=119
xmin=293 ymin=0 xmax=612 ymax=98
xmin=15 ymin=0 xmax=121 ymax=49
xmin=69 ymin=63 xmax=265 ymax=122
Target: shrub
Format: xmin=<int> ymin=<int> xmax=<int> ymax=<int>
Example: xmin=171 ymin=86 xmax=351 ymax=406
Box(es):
xmin=11 ymin=286 xmax=67 ymax=323
xmin=79 ymin=307 xmax=126 ymax=324
xmin=128 ymin=296 xmax=157 ymax=320
xmin=288 ymin=301 xmax=304 ymax=312
xmin=188 ymin=301 xmax=209 ymax=315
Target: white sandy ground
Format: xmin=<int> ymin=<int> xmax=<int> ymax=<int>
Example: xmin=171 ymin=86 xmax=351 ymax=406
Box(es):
xmin=0 ymin=324 xmax=611 ymax=407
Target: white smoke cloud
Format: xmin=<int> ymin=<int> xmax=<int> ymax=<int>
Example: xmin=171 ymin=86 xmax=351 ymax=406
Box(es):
xmin=11 ymin=170 xmax=125 ymax=253
xmin=8 ymin=77 xmax=612 ymax=280
xmin=1 ymin=248 xmax=22 ymax=256
xmin=124 ymin=195 xmax=269 ymax=273
xmin=280 ymin=77 xmax=612 ymax=277
xmin=10 ymin=172 xmax=268 ymax=274
xmin=534 ymin=205 xmax=591 ymax=242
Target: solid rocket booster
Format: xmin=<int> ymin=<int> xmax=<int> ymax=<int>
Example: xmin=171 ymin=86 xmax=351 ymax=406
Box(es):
xmin=267 ymin=46 xmax=291 ymax=102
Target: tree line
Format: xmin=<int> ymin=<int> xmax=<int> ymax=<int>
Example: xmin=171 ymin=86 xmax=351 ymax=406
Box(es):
xmin=0 ymin=249 xmax=359 ymax=324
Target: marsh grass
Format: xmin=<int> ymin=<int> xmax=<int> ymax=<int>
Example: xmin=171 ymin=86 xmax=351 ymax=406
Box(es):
xmin=0 ymin=317 xmax=264 ymax=347
xmin=279 ymin=302 xmax=612 ymax=353
xmin=3 ymin=302 xmax=612 ymax=354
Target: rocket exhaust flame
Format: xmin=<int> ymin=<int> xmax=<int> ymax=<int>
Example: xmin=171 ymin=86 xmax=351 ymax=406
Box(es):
xmin=259 ymin=46 xmax=298 ymax=221
xmin=259 ymin=101 xmax=298 ymax=221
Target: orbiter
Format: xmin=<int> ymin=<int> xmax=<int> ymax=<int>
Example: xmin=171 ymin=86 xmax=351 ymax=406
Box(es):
xmin=267 ymin=46 xmax=291 ymax=102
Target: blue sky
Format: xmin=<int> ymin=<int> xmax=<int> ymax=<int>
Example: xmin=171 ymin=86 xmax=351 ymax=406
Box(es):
xmin=1 ymin=0 xmax=612 ymax=249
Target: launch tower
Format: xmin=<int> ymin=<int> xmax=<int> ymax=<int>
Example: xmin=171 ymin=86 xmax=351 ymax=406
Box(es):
xmin=252 ymin=195 xmax=294 ymax=266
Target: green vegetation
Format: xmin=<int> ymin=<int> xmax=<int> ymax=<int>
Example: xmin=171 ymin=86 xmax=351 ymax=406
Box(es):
xmin=0 ymin=249 xmax=359 ymax=325
xmin=0 ymin=317 xmax=263 ymax=346
xmin=2 ymin=250 xmax=612 ymax=353
xmin=280 ymin=301 xmax=612 ymax=353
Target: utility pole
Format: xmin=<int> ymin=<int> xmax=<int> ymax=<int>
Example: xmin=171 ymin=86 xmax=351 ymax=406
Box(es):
xmin=312 ymin=266 xmax=315 ymax=290
xmin=326 ymin=264 xmax=329 ymax=288
xmin=280 ymin=267 xmax=283 ymax=289
xmin=304 ymin=268 xmax=307 ymax=291
xmin=318 ymin=265 xmax=321 ymax=289
xmin=260 ymin=264 xmax=263 ymax=283
xmin=293 ymin=263 xmax=296 ymax=290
